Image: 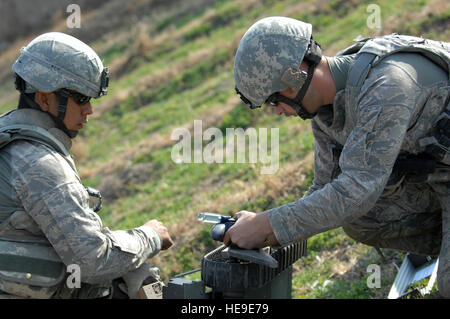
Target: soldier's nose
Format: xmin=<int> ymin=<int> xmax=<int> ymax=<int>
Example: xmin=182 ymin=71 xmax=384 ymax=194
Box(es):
xmin=274 ymin=106 xmax=283 ymax=116
xmin=83 ymin=102 xmax=93 ymax=115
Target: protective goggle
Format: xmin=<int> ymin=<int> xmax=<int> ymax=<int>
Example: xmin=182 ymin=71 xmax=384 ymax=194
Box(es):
xmin=56 ymin=88 xmax=91 ymax=105
xmin=265 ymin=93 xmax=282 ymax=107
xmin=235 ymin=83 xmax=316 ymax=120
xmin=235 ymin=86 xmax=284 ymax=109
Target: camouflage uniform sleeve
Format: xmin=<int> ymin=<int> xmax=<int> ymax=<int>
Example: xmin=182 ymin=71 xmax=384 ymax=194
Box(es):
xmin=11 ymin=141 xmax=161 ymax=284
xmin=303 ymin=120 xmax=339 ymax=197
xmin=266 ymin=62 xmax=421 ymax=245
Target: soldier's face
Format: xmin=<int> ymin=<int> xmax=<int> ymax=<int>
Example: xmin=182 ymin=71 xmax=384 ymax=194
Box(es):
xmin=36 ymin=91 xmax=93 ymax=131
xmin=63 ymin=97 xmax=93 ymax=131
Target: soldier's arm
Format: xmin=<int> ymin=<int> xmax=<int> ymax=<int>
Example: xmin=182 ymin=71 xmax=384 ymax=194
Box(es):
xmin=265 ymin=62 xmax=420 ymax=245
xmin=11 ymin=141 xmax=162 ymax=284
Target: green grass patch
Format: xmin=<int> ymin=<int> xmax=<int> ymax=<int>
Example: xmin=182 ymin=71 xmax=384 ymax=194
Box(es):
xmin=0 ymin=0 xmax=442 ymax=299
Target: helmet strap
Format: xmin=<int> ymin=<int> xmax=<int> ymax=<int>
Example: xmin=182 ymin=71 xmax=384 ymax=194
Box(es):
xmin=55 ymin=94 xmax=78 ymax=138
xmin=278 ymin=38 xmax=322 ymax=120
xmin=270 ymin=92 xmax=316 ymax=119
xmin=56 ymin=95 xmax=68 ymax=122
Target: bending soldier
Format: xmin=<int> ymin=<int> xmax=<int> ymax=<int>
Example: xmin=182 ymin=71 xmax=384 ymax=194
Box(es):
xmin=227 ymin=17 xmax=449 ymax=297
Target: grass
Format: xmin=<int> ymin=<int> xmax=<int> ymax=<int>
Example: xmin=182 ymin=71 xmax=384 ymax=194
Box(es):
xmin=0 ymin=0 xmax=447 ymax=298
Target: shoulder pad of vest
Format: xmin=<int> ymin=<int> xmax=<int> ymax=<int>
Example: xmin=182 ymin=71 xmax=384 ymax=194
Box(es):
xmin=0 ymin=124 xmax=69 ymax=157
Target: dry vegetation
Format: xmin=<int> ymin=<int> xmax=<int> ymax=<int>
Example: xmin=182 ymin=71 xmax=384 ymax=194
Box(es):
xmin=0 ymin=0 xmax=448 ymax=298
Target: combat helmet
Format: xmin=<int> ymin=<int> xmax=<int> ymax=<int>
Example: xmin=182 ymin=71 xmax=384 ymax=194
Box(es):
xmin=12 ymin=32 xmax=109 ymax=136
xmin=234 ymin=17 xmax=322 ymax=119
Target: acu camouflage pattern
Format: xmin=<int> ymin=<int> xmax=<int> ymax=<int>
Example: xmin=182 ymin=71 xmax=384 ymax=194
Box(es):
xmin=12 ymin=32 xmax=105 ymax=98
xmin=264 ymin=34 xmax=450 ymax=296
xmin=234 ymin=16 xmax=312 ymax=107
xmin=0 ymin=109 xmax=162 ymax=298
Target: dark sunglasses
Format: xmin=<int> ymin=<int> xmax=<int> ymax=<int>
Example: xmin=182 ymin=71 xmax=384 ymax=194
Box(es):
xmin=56 ymin=89 xmax=91 ymax=105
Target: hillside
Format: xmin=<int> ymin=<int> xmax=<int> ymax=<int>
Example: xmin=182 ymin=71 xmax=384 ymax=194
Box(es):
xmin=0 ymin=0 xmax=448 ymax=298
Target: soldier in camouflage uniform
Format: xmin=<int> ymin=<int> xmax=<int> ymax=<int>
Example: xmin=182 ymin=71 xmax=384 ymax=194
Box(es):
xmin=0 ymin=32 xmax=173 ymax=298
xmin=226 ymin=17 xmax=449 ymax=297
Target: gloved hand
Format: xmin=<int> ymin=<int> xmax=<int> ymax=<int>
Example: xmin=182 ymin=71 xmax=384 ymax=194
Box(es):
xmin=122 ymin=263 xmax=161 ymax=299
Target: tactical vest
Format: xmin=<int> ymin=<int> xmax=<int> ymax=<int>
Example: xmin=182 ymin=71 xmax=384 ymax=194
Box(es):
xmin=0 ymin=110 xmax=73 ymax=298
xmin=315 ymin=34 xmax=450 ymax=183
xmin=342 ymin=34 xmax=450 ymax=162
xmin=0 ymin=124 xmax=71 ymax=156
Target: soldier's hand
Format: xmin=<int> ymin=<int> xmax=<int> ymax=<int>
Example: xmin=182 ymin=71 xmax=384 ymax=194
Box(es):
xmin=223 ymin=211 xmax=278 ymax=249
xmin=144 ymin=219 xmax=173 ymax=250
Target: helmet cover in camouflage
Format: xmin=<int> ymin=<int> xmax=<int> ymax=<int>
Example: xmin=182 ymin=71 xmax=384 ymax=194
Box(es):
xmin=234 ymin=17 xmax=312 ymax=107
xmin=12 ymin=32 xmax=108 ymax=98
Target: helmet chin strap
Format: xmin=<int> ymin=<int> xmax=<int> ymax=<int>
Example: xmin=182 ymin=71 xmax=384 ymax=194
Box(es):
xmin=55 ymin=94 xmax=78 ymax=138
xmin=278 ymin=38 xmax=323 ymax=120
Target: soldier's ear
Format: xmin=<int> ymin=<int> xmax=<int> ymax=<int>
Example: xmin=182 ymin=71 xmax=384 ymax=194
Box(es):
xmin=34 ymin=91 xmax=51 ymax=111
